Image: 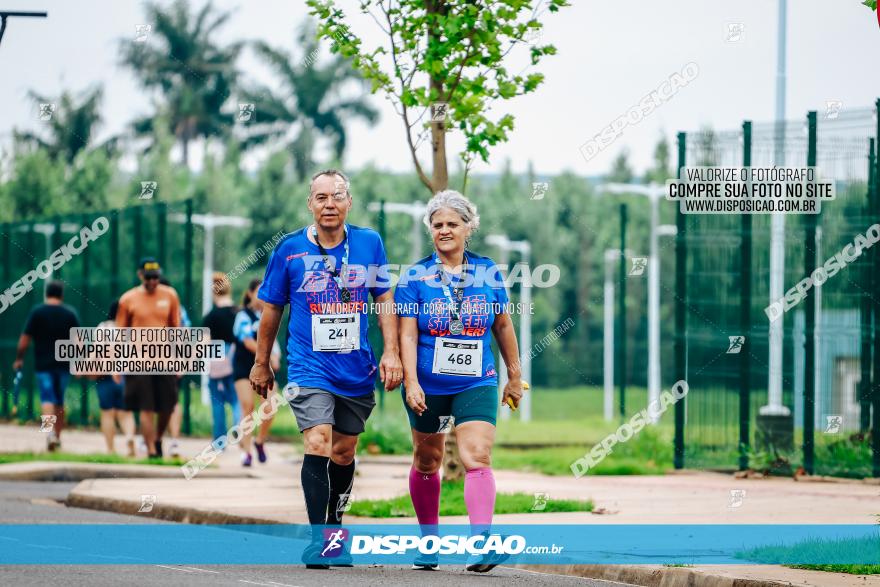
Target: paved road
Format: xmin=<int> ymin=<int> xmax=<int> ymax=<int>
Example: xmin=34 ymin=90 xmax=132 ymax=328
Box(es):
xmin=0 ymin=481 xmax=631 ymax=587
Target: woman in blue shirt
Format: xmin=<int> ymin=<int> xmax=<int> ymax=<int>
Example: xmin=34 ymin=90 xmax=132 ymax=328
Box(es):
xmin=233 ymin=278 xmax=281 ymax=466
xmin=394 ymin=190 xmax=523 ymax=573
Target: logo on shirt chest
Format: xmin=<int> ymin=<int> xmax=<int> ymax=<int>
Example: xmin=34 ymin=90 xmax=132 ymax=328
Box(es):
xmin=426 ymin=294 xmax=489 ymax=337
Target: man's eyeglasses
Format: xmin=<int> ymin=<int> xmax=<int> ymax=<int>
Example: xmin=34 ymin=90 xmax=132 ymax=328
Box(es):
xmin=144 ymin=275 xmax=160 ymax=281
xmin=311 ymin=192 xmax=349 ymax=204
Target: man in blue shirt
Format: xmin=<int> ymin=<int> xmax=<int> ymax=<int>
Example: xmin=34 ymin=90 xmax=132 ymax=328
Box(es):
xmin=250 ymin=169 xmax=402 ymax=568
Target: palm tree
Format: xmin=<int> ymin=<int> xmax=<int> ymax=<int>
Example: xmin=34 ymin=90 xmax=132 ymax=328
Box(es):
xmin=15 ymin=86 xmax=110 ymax=164
xmin=239 ymin=22 xmax=378 ymax=178
xmin=120 ymin=0 xmax=241 ymax=166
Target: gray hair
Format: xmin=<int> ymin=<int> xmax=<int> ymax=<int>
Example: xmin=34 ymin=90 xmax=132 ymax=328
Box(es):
xmin=310 ymin=168 xmax=351 ymax=196
xmin=423 ymin=190 xmax=480 ymax=232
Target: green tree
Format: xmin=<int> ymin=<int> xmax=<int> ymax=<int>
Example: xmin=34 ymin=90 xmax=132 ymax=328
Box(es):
xmin=244 ymin=151 xmax=305 ymax=251
xmin=607 ymin=149 xmax=634 ymax=183
xmin=4 ymin=149 xmax=64 ymax=219
xmin=15 ymin=86 xmax=110 ymax=165
xmin=66 ymin=149 xmax=115 ymax=212
xmin=120 ymin=0 xmax=241 ymax=166
xmin=307 ymin=0 xmax=569 ymax=194
xmin=645 ymin=134 xmax=671 ymax=184
xmin=239 ymin=22 xmax=378 ymax=179
xmin=695 ymin=126 xmax=718 ymax=166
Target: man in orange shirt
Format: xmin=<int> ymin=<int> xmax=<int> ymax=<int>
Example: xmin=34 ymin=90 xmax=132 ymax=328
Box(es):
xmin=116 ymin=257 xmax=181 ymax=459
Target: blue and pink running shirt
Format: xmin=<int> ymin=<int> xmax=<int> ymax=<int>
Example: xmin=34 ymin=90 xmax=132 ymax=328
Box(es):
xmin=258 ymin=224 xmax=391 ymax=397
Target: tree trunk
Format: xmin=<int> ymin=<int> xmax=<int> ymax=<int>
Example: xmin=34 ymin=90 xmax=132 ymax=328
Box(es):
xmin=428 ymin=0 xmax=462 ymax=478
xmin=427 ymin=0 xmax=448 ymax=193
xmin=442 ymin=428 xmax=464 ymax=481
xmin=430 ymin=91 xmax=448 ymax=193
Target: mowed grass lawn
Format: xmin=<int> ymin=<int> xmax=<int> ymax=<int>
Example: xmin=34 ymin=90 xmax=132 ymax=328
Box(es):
xmin=0 ymin=451 xmax=183 ymax=467
xmin=738 ymin=536 xmax=880 ymax=575
xmin=347 ymin=479 xmax=593 ymax=518
xmin=356 ymin=385 xmax=677 ymax=476
xmin=10 ymin=384 xmax=675 ymax=476
xmin=172 ymin=384 xmax=676 ymax=476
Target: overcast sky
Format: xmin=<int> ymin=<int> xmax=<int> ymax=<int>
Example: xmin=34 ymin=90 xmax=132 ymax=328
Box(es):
xmin=0 ymin=0 xmax=876 ymax=177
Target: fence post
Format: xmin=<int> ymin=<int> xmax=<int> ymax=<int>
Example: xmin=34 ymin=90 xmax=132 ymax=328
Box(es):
xmin=52 ymin=216 xmax=62 ymax=279
xmin=1 ymin=223 xmax=10 ymax=419
xmin=157 ymin=201 xmax=167 ymax=270
xmin=110 ymin=209 xmax=120 ymax=298
xmin=80 ymin=213 xmax=90 ymax=426
xmin=377 ymin=199 xmax=386 ymax=414
xmin=617 ymin=203 xmax=627 ymax=421
xmin=873 ymin=97 xmax=880 ymax=478
xmin=183 ymin=199 xmax=194 ymax=436
xmin=25 ymin=223 xmax=36 ymax=422
xmin=861 ymin=139 xmax=875 ymax=433
xmin=739 ymin=121 xmax=753 ymax=471
xmin=803 ymin=111 xmax=818 ymax=475
xmin=133 ymin=205 xmax=143 ymax=277
xmin=674 ymin=132 xmax=687 ymax=470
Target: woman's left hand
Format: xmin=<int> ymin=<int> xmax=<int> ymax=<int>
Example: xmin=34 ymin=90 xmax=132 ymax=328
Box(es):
xmin=502 ymin=378 xmax=523 ymax=410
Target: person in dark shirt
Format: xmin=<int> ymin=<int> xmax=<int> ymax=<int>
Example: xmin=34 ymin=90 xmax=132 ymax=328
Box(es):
xmin=13 ymin=280 xmax=80 ymax=451
xmin=201 ymin=272 xmax=241 ymax=441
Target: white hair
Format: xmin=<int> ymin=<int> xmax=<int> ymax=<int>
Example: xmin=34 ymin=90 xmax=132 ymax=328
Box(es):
xmin=423 ymin=190 xmax=480 ymax=232
xmin=310 ymin=168 xmax=351 ymax=195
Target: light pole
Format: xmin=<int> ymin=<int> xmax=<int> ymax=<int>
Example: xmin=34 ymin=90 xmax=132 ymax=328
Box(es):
xmin=367 ymin=201 xmax=427 ymax=261
xmin=171 ymin=213 xmax=252 ymax=316
xmin=171 ymin=213 xmax=251 ymax=404
xmin=0 ymin=11 xmax=47 ymax=48
xmin=486 ymin=234 xmax=532 ymax=422
xmin=17 ymin=222 xmax=82 ymax=260
xmin=603 ymin=249 xmax=619 ymax=422
xmin=599 ymin=183 xmax=673 ymax=422
xmin=763 ymin=0 xmax=790 ymax=417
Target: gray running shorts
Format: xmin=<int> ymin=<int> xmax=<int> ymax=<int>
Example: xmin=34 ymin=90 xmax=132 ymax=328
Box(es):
xmin=288 ymin=386 xmax=376 ymax=436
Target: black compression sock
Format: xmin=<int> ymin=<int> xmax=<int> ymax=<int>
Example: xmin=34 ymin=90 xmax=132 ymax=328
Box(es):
xmin=327 ymin=460 xmax=356 ymax=525
xmin=301 ymin=454 xmax=331 ymax=534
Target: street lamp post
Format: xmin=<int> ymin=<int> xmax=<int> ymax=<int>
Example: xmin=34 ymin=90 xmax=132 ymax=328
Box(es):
xmin=603 ymin=249 xmax=619 ymax=422
xmin=367 ymin=201 xmax=428 ymax=261
xmin=599 ymin=183 xmax=671 ymax=421
xmin=0 ymin=11 xmax=47 ymax=48
xmin=763 ymin=0 xmax=791 ymax=418
xmin=171 ymin=213 xmax=252 ymax=315
xmin=486 ymin=234 xmax=532 ymax=422
xmin=171 ymin=213 xmax=251 ymax=404
xmin=16 ymin=222 xmax=82 ymax=260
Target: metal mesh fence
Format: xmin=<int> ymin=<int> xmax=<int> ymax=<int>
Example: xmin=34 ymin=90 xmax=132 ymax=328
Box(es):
xmin=0 ymin=200 xmax=200 ymax=427
xmin=676 ymin=106 xmax=878 ymax=477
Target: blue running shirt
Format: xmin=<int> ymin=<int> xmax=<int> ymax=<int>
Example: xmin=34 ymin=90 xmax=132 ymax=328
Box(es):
xmin=258 ymin=224 xmax=391 ymax=397
xmin=394 ymin=252 xmax=509 ymax=396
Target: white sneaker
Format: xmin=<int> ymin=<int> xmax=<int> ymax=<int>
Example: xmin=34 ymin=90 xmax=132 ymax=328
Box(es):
xmin=169 ymin=440 xmax=180 ymax=457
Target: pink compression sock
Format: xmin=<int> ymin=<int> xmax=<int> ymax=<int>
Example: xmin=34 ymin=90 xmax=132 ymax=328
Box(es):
xmin=464 ymin=467 xmax=496 ymax=535
xmin=409 ymin=467 xmax=440 ymax=534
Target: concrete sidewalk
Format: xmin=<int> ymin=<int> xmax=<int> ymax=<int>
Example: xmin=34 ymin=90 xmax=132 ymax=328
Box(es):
xmin=6 ymin=423 xmax=873 ymax=525
xmin=3 ymin=423 xmax=879 ymax=586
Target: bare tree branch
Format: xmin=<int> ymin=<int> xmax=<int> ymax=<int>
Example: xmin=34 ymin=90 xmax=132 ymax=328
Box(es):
xmin=382 ymin=1 xmax=431 ymax=190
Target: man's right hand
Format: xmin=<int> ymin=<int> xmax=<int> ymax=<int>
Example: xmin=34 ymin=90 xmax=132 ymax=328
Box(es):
xmin=250 ymin=362 xmax=275 ymax=399
xmin=12 ymin=359 xmax=23 ymax=372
